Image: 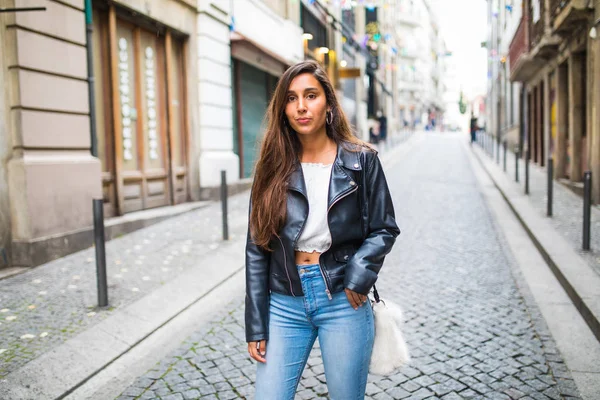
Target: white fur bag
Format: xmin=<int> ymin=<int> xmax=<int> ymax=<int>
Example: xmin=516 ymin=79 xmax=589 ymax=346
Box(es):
xmin=369 ymin=298 xmax=410 ymax=375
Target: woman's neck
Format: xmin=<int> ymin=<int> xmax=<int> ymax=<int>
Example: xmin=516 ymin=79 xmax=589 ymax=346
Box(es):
xmin=299 ymin=135 xmax=337 ymax=164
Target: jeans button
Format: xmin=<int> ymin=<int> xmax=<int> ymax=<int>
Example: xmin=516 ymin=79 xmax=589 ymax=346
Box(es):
xmin=299 ymin=269 xmax=306 ymax=274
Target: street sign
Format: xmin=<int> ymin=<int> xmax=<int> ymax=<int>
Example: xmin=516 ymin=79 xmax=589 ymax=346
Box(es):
xmin=340 ymin=67 xmax=361 ymax=79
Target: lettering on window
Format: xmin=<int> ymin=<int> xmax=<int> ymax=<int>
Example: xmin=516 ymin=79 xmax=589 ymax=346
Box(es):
xmin=145 ymin=46 xmax=158 ymax=160
xmin=119 ymin=37 xmax=133 ymax=161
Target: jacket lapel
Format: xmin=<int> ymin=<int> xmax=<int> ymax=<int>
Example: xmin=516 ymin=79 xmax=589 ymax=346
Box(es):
xmin=288 ymin=163 xmax=307 ymax=198
xmin=327 ymin=144 xmax=362 ymax=210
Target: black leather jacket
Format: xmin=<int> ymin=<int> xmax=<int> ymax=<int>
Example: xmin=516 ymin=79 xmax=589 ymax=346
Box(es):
xmin=245 ymin=142 xmax=400 ymax=342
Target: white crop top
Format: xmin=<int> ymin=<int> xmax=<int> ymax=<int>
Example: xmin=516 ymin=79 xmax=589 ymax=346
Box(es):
xmin=294 ymin=162 xmax=333 ymax=253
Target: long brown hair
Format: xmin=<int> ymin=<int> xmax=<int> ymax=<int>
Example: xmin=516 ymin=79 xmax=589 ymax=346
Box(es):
xmin=250 ymin=60 xmax=365 ymax=249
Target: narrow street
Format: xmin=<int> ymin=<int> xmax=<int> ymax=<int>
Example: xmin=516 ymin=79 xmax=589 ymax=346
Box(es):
xmin=115 ymin=133 xmax=580 ymax=400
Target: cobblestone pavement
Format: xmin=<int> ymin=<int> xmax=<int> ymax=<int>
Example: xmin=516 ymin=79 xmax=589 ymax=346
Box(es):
xmin=475 ymin=135 xmax=600 ymax=279
xmin=0 ymin=192 xmax=251 ymax=377
xmin=117 ymin=133 xmax=581 ymax=399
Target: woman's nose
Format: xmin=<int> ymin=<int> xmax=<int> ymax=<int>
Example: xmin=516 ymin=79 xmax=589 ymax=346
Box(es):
xmin=297 ymin=99 xmax=306 ymax=112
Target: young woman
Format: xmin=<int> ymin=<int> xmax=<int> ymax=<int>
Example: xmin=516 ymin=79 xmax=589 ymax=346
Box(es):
xmin=245 ymin=60 xmax=400 ymax=399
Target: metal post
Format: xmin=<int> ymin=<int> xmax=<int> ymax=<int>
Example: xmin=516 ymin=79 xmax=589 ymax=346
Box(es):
xmin=525 ymin=150 xmax=530 ymax=195
xmin=0 ymin=7 xmax=46 ymax=12
xmin=93 ymin=199 xmax=108 ymax=307
xmin=515 ymin=149 xmax=519 ymax=182
xmin=547 ymin=158 xmax=553 ymax=217
xmin=503 ymin=141 xmax=507 ymax=172
xmin=496 ymin=135 xmax=500 ymax=164
xmin=583 ymin=171 xmax=592 ymax=251
xmin=221 ymin=170 xmax=229 ymax=241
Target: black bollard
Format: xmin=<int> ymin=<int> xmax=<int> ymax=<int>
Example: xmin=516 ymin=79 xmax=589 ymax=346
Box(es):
xmin=93 ymin=199 xmax=108 ymax=307
xmin=525 ymin=150 xmax=530 ymax=195
xmin=503 ymin=141 xmax=507 ymax=172
xmin=515 ymin=149 xmax=519 ymax=182
xmin=547 ymin=158 xmax=553 ymax=217
xmin=583 ymin=171 xmax=592 ymax=251
xmin=221 ymin=170 xmax=229 ymax=241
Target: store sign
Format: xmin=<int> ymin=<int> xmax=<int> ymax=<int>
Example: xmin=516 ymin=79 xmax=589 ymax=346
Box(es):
xmin=119 ymin=37 xmax=133 ymax=161
xmin=145 ymin=46 xmax=158 ymax=160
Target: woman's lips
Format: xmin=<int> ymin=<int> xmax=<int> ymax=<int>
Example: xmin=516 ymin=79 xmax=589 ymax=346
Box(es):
xmin=296 ymin=118 xmax=311 ymax=125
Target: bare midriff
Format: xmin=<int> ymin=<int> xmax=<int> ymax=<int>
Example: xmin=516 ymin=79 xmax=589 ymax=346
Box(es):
xmin=295 ymin=250 xmax=321 ymax=265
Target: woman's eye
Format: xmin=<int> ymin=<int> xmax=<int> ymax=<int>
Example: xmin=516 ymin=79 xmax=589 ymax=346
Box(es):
xmin=307 ymin=93 xmax=316 ymax=99
xmin=287 ymin=96 xmax=296 ymax=102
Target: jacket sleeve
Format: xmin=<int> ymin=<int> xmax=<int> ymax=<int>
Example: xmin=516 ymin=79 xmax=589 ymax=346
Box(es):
xmin=244 ymin=199 xmax=271 ymax=343
xmin=344 ymin=151 xmax=400 ymax=295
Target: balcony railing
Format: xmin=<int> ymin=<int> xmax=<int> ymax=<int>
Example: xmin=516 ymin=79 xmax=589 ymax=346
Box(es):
xmin=509 ymin=17 xmax=528 ymax=75
xmin=550 ymin=0 xmax=591 ymax=33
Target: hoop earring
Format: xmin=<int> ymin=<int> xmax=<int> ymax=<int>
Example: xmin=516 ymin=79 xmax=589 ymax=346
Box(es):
xmin=326 ymin=111 xmax=333 ymax=125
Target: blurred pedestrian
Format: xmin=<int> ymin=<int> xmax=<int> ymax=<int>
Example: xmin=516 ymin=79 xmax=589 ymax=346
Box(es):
xmin=245 ymin=60 xmax=400 ymax=399
xmin=470 ymin=112 xmax=478 ymax=144
xmin=368 ymin=117 xmax=380 ymax=145
xmin=377 ymin=110 xmax=388 ymax=149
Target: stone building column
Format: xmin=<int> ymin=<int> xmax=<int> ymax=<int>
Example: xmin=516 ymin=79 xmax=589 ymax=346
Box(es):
xmin=0 ymin=13 xmax=11 ymax=267
xmin=568 ymin=53 xmax=585 ymax=182
xmin=555 ymin=63 xmax=569 ymax=178
xmin=196 ymin=0 xmax=239 ymax=189
xmin=3 ymin=1 xmax=101 ymax=267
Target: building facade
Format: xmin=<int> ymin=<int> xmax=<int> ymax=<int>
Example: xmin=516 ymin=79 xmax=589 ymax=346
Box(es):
xmin=393 ymin=0 xmax=447 ymax=130
xmin=0 ymin=0 xmax=423 ymax=271
xmin=487 ymin=0 xmax=525 ymax=152
xmin=492 ymin=0 xmax=600 ymax=200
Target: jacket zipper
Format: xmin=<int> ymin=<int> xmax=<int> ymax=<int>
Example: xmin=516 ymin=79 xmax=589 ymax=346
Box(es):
xmin=285 ymin=187 xmax=309 ymax=298
xmin=319 ymin=185 xmax=359 ymax=300
xmin=277 ymin=235 xmax=296 ymax=297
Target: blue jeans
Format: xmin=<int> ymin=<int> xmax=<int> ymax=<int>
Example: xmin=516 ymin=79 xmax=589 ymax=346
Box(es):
xmin=255 ymin=264 xmax=374 ymax=400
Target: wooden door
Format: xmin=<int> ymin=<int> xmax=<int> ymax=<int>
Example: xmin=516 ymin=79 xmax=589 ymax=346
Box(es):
xmin=166 ymin=34 xmax=189 ymax=204
xmin=111 ymin=17 xmax=171 ymax=213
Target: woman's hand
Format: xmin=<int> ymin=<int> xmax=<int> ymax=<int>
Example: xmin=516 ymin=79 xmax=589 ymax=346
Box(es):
xmin=345 ymin=289 xmax=368 ymax=310
xmin=248 ymin=340 xmax=267 ymax=363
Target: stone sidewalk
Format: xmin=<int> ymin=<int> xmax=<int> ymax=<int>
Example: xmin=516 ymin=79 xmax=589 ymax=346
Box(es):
xmin=0 ymin=188 xmax=251 ymax=379
xmin=475 ymin=137 xmax=600 ymax=279
xmin=472 ymin=138 xmax=600 ymax=342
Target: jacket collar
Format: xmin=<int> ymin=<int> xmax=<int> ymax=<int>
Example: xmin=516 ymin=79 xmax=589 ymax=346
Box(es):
xmin=288 ymin=142 xmax=363 ymax=206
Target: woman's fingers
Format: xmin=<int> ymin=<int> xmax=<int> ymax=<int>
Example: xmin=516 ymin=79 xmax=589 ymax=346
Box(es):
xmin=344 ymin=289 xmax=357 ymax=308
xmin=345 ymin=289 xmax=366 ymax=310
xmin=247 ymin=340 xmax=267 ymax=363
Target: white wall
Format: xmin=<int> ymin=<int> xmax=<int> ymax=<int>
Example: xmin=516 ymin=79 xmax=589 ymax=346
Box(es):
xmin=197 ymin=1 xmax=239 ymax=187
xmin=231 ymin=0 xmax=303 ymax=65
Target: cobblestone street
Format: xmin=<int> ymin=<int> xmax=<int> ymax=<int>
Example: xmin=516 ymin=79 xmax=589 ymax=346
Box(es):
xmin=115 ymin=133 xmax=581 ymax=400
